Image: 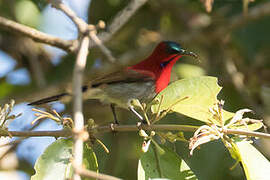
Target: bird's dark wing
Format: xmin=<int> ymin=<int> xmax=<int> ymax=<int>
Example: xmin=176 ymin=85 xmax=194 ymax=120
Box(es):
xmin=28 ymin=69 xmax=154 ymax=106
xmin=90 ymin=69 xmax=154 ymax=87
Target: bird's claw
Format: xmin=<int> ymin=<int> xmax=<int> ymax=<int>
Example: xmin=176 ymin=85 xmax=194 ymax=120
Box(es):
xmin=110 ymin=123 xmax=118 ymax=132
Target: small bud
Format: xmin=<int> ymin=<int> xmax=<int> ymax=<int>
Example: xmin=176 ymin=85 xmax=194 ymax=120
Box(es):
xmin=150 ymin=131 xmax=155 ymax=137
xmin=142 ymin=103 xmax=146 ymax=110
xmin=97 ymin=20 xmax=106 ymax=29
xmin=139 ymin=129 xmax=148 ymax=138
xmin=87 ymin=118 xmax=95 ymax=127
xmin=129 ymin=99 xmax=143 ymax=110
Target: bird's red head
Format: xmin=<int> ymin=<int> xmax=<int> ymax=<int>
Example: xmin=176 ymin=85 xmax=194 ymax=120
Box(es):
xmin=128 ymin=41 xmax=198 ymax=93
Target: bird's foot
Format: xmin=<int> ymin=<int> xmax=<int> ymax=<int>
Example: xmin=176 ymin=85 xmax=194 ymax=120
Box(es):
xmin=110 ymin=122 xmax=119 ymax=134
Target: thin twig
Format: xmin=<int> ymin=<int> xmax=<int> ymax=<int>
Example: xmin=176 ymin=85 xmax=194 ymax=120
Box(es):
xmin=97 ymin=124 xmax=198 ymax=133
xmin=96 ymin=0 xmax=148 ymax=45
xmin=0 ymin=129 xmax=71 ymax=137
xmin=51 ymin=0 xmax=116 ymax=63
xmin=1 ymin=124 xmax=269 ymax=139
xmin=50 ymin=0 xmax=88 ymax=33
xmin=72 ymin=35 xmax=90 ymax=180
xmin=224 ymin=129 xmax=270 ymax=139
xmin=89 ymin=31 xmax=115 ymax=62
xmin=228 ymin=1 xmax=270 ymax=31
xmin=0 ymin=0 xmax=148 ymax=56
xmin=74 ymin=166 xmax=121 ymax=180
xmin=0 ymin=16 xmax=75 ymax=52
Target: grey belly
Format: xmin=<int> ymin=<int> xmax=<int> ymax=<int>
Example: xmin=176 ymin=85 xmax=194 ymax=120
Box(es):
xmin=85 ymin=81 xmax=156 ymax=109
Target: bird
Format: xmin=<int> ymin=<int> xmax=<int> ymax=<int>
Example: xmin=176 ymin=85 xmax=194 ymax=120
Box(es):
xmin=28 ymin=41 xmax=198 ymax=123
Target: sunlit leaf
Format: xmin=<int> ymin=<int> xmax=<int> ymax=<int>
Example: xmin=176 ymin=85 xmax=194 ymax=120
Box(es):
xmin=30 ymin=0 xmax=47 ymax=10
xmin=176 ymin=63 xmax=206 ymax=79
xmin=31 ymin=138 xmax=98 ymax=180
xmin=138 ymin=143 xmax=197 ymax=180
xmin=228 ymin=121 xmax=263 ymax=131
xmin=235 ymin=140 xmax=270 ymax=180
xmin=15 ymin=0 xmax=40 ymax=28
xmin=151 ymin=76 xmax=234 ymax=125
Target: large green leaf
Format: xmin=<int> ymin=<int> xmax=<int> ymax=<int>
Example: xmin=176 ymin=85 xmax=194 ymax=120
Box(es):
xmin=31 ymin=138 xmax=98 ymax=180
xmin=151 ymin=76 xmax=234 ymax=125
xmin=235 ymin=141 xmax=270 ymax=180
xmin=138 ymin=143 xmax=197 ymax=180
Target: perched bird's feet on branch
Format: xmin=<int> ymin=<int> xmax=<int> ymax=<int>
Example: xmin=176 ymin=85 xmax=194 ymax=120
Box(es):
xmin=110 ymin=123 xmax=118 ymax=132
xmin=109 ymin=104 xmax=120 ymax=133
xmin=110 ymin=104 xmax=119 ymax=124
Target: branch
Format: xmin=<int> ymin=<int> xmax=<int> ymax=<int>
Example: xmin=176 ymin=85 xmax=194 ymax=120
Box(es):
xmin=0 ymin=0 xmax=148 ymax=59
xmin=224 ymin=129 xmax=270 ymax=139
xmin=72 ymin=35 xmax=90 ymax=180
xmin=51 ymin=0 xmax=88 ymax=33
xmin=228 ymin=1 xmax=270 ymax=31
xmin=51 ymin=0 xmax=116 ymax=63
xmin=95 ymin=0 xmax=148 ymax=46
xmin=0 ymin=129 xmax=71 ymax=137
xmin=0 ymin=16 xmax=75 ymax=52
xmin=74 ymin=166 xmax=121 ymax=180
xmin=1 ymin=124 xmax=270 ymax=139
xmin=89 ymin=30 xmax=116 ymax=62
xmin=95 ymin=124 xmax=198 ymax=133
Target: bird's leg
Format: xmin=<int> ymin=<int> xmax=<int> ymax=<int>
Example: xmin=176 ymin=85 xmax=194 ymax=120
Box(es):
xmin=110 ymin=104 xmax=119 ymax=125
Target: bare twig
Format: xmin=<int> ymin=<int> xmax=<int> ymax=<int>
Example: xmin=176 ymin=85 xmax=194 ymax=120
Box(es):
xmin=0 ymin=129 xmax=71 ymax=137
xmin=74 ymin=166 xmax=121 ymax=180
xmin=96 ymin=0 xmax=148 ymax=45
xmin=72 ymin=35 xmax=90 ymax=180
xmin=51 ymin=4 xmax=92 ymax=178
xmin=96 ymin=124 xmax=198 ymax=133
xmin=1 ymin=124 xmax=269 ymax=139
xmin=89 ymin=30 xmax=115 ymax=62
xmin=51 ymin=0 xmax=116 ymax=63
xmin=50 ymin=0 xmax=88 ymax=33
xmin=0 ymin=0 xmax=148 ymax=61
xmin=0 ymin=16 xmax=75 ymax=52
xmin=224 ymin=129 xmax=270 ymax=139
xmin=228 ymin=1 xmax=270 ymax=31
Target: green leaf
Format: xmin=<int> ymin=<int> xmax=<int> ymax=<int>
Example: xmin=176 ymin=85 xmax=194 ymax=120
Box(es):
xmin=158 ymin=131 xmax=188 ymax=143
xmin=15 ymin=0 xmax=40 ymax=28
xmin=176 ymin=63 xmax=206 ymax=79
xmin=83 ymin=144 xmax=99 ymax=176
xmin=138 ymin=143 xmax=197 ymax=180
xmin=30 ymin=0 xmax=47 ymax=10
xmin=31 ymin=138 xmax=98 ymax=180
xmin=151 ymin=76 xmax=234 ymax=125
xmin=235 ymin=140 xmax=270 ymax=180
xmin=229 ymin=121 xmax=263 ymax=131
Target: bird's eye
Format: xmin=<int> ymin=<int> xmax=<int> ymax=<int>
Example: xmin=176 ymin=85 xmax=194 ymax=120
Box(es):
xmin=160 ymin=60 xmax=171 ymax=68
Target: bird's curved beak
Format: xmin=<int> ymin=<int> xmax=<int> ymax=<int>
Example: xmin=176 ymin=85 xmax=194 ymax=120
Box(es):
xmin=179 ymin=49 xmax=198 ymax=59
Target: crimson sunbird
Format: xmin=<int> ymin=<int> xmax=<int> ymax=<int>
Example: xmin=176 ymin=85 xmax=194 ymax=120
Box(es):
xmin=28 ymin=41 xmax=198 ymax=123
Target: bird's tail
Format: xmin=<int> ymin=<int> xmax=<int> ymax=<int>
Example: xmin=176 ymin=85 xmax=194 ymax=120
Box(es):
xmin=28 ymin=93 xmax=70 ymax=105
xmin=28 ymin=85 xmax=89 ymax=106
